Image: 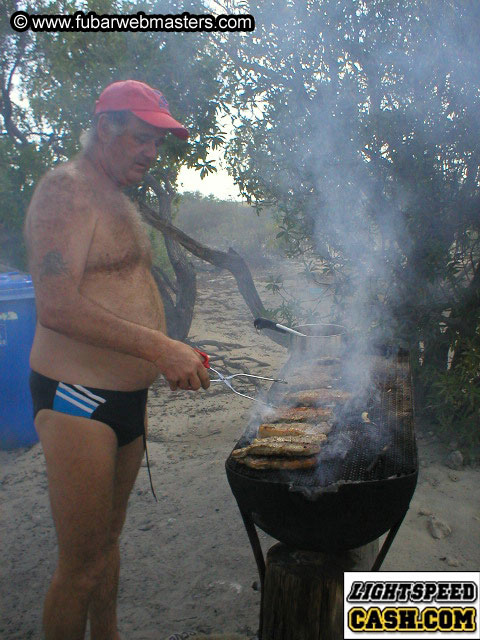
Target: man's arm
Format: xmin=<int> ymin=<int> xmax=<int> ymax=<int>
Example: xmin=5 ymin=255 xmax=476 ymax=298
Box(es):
xmin=25 ymin=170 xmax=209 ymax=390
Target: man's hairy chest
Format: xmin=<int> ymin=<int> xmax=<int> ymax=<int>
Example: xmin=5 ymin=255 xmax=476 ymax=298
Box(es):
xmin=85 ymin=199 xmax=152 ymax=277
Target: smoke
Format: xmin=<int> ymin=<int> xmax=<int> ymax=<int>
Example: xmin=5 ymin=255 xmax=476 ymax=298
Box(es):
xmin=233 ymin=0 xmax=480 ymax=465
xmin=233 ymin=0 xmax=479 ymax=402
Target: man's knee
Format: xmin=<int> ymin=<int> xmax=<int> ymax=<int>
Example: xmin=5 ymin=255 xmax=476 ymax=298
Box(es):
xmin=58 ymin=550 xmax=110 ymax=594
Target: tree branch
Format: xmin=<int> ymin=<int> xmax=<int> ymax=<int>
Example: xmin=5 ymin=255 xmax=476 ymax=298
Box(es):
xmin=0 ymin=85 xmax=28 ymax=145
xmin=0 ymin=31 xmax=28 ymax=146
xmin=143 ymin=175 xmax=197 ymax=340
xmin=139 ymin=199 xmax=289 ymax=348
xmin=6 ymin=33 xmax=27 ymax=94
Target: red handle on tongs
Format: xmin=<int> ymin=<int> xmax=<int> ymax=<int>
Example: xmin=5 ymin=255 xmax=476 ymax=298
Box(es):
xmin=194 ymin=348 xmax=210 ymax=369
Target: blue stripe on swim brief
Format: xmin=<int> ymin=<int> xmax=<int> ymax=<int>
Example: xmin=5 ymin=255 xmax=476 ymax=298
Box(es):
xmin=53 ymin=384 xmax=102 ymax=418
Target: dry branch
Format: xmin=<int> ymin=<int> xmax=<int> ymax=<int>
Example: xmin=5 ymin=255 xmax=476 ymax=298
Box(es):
xmin=140 ymin=199 xmax=289 ymax=348
xmin=144 ymin=175 xmax=196 ymax=340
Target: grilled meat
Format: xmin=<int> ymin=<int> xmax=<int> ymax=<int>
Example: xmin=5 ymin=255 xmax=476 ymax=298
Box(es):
xmin=232 ymin=438 xmax=324 ymax=458
xmin=272 ymin=406 xmax=334 ymax=423
xmin=260 ymin=434 xmax=328 ymax=444
xmin=283 ymin=388 xmax=349 ymax=407
xmin=236 ymin=455 xmax=319 ymax=470
xmin=258 ymin=422 xmax=332 ymax=438
xmin=286 ymin=388 xmax=352 ymax=407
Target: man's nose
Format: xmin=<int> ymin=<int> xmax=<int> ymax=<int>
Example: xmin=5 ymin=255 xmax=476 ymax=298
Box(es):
xmin=143 ymin=141 xmax=158 ymax=161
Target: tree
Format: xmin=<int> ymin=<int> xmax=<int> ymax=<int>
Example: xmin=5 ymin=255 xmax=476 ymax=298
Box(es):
xmin=1 ymin=0 xmax=226 ymax=332
xmin=216 ymin=0 xmax=480 ymax=447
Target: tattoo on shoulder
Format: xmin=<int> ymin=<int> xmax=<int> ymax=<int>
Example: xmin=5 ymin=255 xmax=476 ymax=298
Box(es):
xmin=40 ymin=251 xmax=69 ymax=278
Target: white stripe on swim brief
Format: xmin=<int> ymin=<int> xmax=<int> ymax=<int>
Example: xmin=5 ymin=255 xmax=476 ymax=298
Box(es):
xmin=58 ymin=382 xmax=100 ymax=408
xmin=73 ymin=384 xmax=107 ymax=403
xmin=55 ymin=390 xmax=97 ymax=414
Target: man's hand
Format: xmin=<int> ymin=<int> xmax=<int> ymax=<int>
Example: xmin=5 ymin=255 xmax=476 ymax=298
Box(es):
xmin=154 ymin=339 xmax=211 ymax=391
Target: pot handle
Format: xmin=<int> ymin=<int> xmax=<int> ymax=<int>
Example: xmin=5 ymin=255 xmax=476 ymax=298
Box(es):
xmin=254 ymin=317 xmax=288 ymax=334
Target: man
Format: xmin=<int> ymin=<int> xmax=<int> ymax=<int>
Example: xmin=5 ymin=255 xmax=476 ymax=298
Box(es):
xmin=24 ymin=79 xmax=210 ymax=640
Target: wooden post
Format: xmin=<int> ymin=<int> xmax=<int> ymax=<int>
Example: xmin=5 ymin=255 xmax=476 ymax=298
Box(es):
xmin=261 ymin=541 xmax=379 ymax=640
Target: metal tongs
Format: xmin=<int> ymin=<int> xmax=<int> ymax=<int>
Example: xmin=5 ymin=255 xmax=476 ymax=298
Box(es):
xmin=194 ymin=348 xmax=287 ymax=406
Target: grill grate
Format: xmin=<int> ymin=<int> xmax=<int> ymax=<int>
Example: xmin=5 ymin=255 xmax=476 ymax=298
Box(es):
xmin=226 ymin=353 xmax=417 ymax=488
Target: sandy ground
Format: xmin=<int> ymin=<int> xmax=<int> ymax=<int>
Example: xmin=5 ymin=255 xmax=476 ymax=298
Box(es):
xmin=1 ymin=267 xmax=479 ymax=640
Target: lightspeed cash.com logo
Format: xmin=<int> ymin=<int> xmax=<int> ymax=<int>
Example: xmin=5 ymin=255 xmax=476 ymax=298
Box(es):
xmin=344 ymin=572 xmax=479 ymax=639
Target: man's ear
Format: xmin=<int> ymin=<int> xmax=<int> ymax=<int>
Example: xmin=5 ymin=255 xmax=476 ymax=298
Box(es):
xmin=96 ymin=113 xmax=114 ymax=144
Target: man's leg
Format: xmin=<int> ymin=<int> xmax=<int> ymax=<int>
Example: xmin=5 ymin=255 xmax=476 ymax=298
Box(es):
xmin=88 ymin=418 xmax=147 ymax=640
xmin=35 ymin=409 xmax=118 ymax=640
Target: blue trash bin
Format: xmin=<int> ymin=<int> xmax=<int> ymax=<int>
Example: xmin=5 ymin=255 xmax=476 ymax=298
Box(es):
xmin=0 ymin=272 xmax=39 ymax=449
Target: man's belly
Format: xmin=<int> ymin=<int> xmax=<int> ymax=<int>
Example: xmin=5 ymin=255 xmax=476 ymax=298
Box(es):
xmin=30 ymin=270 xmax=167 ymax=390
xmin=30 ymin=329 xmax=160 ymax=390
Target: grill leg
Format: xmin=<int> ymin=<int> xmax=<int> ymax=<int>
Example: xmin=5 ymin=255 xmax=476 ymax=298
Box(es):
xmin=371 ymin=516 xmax=406 ymax=571
xmin=239 ymin=508 xmax=265 ymax=639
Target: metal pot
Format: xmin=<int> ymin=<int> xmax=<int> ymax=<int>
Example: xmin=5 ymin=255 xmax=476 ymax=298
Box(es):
xmin=254 ymin=318 xmax=346 ymax=357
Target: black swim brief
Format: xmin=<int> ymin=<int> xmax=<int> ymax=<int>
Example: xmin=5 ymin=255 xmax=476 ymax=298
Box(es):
xmin=29 ymin=370 xmax=148 ymax=447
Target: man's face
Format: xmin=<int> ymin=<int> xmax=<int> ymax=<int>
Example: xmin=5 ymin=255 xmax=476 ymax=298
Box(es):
xmin=101 ymin=114 xmax=166 ymax=186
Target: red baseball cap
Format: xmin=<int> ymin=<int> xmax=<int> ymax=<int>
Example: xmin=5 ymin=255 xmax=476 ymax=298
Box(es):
xmin=94 ymin=80 xmax=189 ymax=140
